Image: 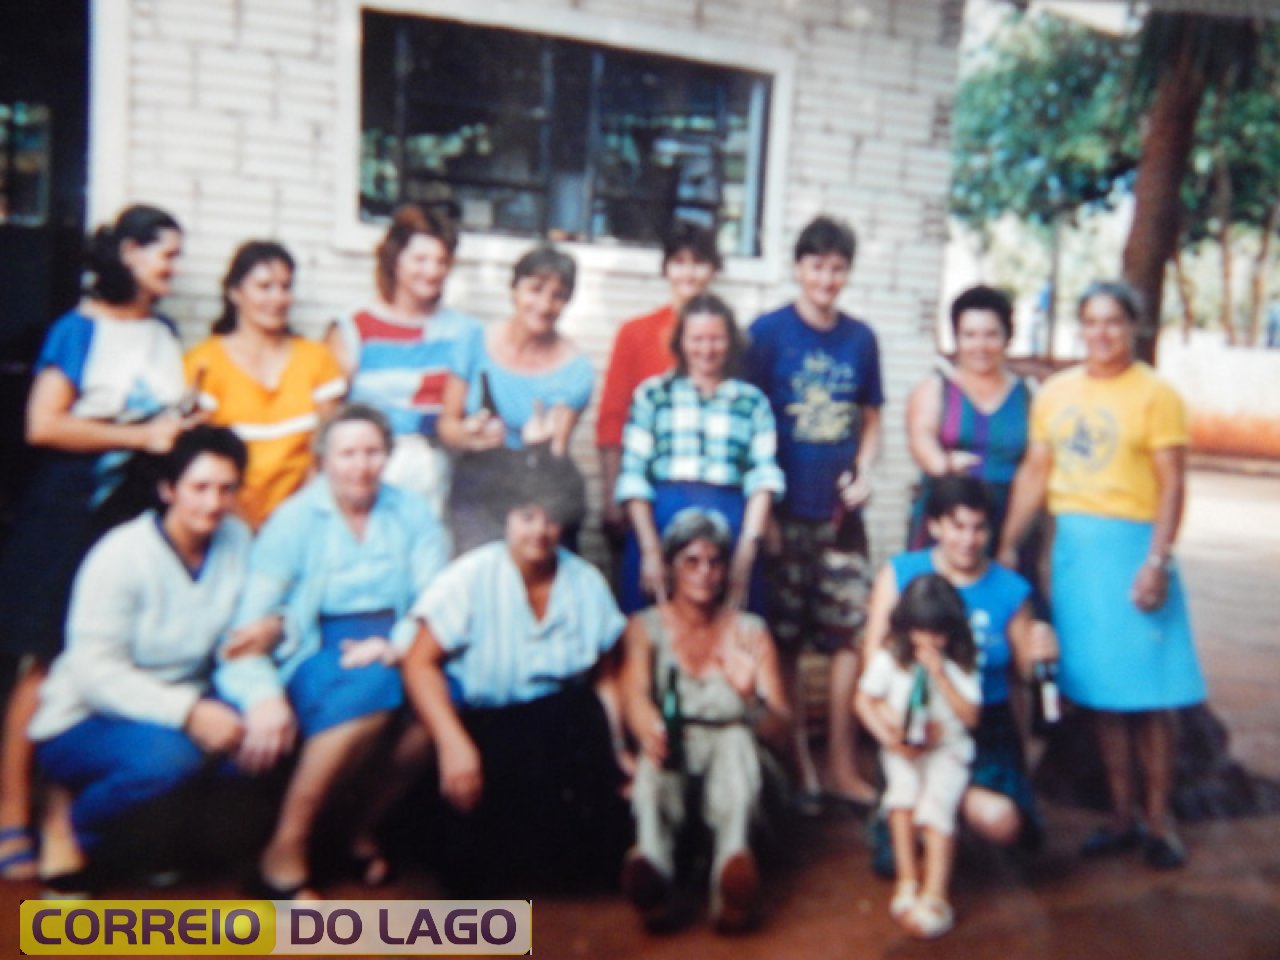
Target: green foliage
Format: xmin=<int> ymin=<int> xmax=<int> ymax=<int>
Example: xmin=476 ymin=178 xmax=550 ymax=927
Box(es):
xmin=1182 ymin=25 xmax=1280 ymax=246
xmin=950 ymin=14 xmax=1139 ymax=236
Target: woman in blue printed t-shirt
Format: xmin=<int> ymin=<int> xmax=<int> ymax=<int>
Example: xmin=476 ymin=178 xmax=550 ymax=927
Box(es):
xmin=0 ymin=205 xmax=198 ymax=881
xmin=436 ymin=245 xmax=594 ymax=555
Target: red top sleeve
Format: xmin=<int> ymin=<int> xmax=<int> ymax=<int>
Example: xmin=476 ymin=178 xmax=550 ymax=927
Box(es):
xmin=595 ymin=304 xmax=677 ymax=447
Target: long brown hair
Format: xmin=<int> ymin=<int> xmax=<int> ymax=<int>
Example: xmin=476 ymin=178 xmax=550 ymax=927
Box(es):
xmin=887 ymin=574 xmax=977 ymax=673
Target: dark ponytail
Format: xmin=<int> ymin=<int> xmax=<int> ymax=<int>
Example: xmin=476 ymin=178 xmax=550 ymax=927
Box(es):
xmin=85 ymin=205 xmax=182 ymax=305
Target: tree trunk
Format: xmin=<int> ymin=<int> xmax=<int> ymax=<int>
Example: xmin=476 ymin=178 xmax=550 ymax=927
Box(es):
xmin=1214 ymin=159 xmax=1236 ymax=345
xmin=1121 ymin=36 xmax=1207 ymax=364
xmin=1245 ymin=200 xmax=1280 ymax=347
xmin=1172 ymin=246 xmax=1196 ymax=343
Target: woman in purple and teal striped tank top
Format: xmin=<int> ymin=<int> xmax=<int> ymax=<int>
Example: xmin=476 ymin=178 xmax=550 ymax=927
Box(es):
xmin=906 ymin=286 xmax=1032 ymax=550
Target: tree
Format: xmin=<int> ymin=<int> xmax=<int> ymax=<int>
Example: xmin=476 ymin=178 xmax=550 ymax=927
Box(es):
xmin=1180 ymin=26 xmax=1280 ymax=345
xmin=950 ymin=16 xmax=1137 ymax=238
xmin=1121 ymin=13 xmax=1262 ymax=360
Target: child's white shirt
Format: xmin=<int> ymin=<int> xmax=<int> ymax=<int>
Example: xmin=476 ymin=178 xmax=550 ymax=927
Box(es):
xmin=860 ymin=648 xmax=982 ymax=761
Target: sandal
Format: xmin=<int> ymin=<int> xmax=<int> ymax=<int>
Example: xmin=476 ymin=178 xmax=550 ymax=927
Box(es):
xmin=0 ymin=826 xmax=38 ymax=881
xmin=889 ymin=880 xmax=918 ymax=920
xmin=41 ymin=865 xmax=101 ymax=899
xmin=906 ymin=895 xmax=955 ymax=940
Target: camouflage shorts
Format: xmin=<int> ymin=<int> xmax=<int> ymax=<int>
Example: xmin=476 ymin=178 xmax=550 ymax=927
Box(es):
xmin=767 ymin=512 xmax=872 ymax=654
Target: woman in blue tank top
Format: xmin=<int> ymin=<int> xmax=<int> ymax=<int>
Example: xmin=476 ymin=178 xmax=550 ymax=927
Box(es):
xmin=864 ymin=476 xmax=1058 ymax=868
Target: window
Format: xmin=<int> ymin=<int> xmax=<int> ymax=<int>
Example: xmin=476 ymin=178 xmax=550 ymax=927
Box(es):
xmin=0 ymin=101 xmax=51 ymax=227
xmin=359 ymin=9 xmax=773 ymax=257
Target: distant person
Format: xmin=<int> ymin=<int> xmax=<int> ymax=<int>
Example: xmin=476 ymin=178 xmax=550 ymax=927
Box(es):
xmin=620 ymin=508 xmax=790 ymax=934
xmin=326 ymin=204 xmax=478 ymax=516
xmin=29 ymin=427 xmax=252 ymax=893
xmin=1000 ymin=281 xmax=1206 ymax=871
xmin=0 ymin=205 xmax=196 ymax=881
xmin=597 ymin=222 xmax=722 ymax=545
xmin=744 ymin=215 xmax=883 ymax=813
xmin=186 ymin=241 xmax=345 ymax=528
xmin=856 ymin=574 xmax=981 ymax=940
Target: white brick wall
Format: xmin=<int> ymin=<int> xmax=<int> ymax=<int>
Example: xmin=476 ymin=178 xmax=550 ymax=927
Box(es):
xmin=100 ymin=0 xmax=960 ymax=567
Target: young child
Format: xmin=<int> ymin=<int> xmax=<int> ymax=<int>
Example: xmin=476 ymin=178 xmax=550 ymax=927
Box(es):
xmin=744 ymin=215 xmax=883 ymax=812
xmin=855 ymin=574 xmax=981 ymax=939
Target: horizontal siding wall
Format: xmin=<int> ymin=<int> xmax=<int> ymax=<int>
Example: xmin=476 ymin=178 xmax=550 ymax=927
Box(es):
xmin=110 ymin=0 xmax=962 ymax=567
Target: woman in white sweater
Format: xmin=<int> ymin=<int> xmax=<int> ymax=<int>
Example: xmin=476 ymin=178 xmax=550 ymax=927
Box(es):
xmin=29 ymin=426 xmax=256 ymax=892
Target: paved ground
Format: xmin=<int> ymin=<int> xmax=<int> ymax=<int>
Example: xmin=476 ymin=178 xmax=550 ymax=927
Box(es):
xmin=2 ymin=468 xmax=1278 ymax=959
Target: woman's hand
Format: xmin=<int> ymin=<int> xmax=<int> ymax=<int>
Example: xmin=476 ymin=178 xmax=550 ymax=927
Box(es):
xmin=915 ymin=644 xmax=945 ymax=681
xmin=185 ymin=699 xmax=245 ymax=755
xmin=836 ymin=468 xmax=873 ymax=510
xmin=1131 ymin=562 xmax=1169 ymax=612
xmin=222 ymin=615 xmax=284 ymax=660
xmin=1026 ymin=620 xmax=1059 ymax=662
xmin=237 ymin=695 xmax=296 ymax=773
xmin=944 ymin=450 xmax=982 ymax=474
xmin=438 ymin=731 xmax=484 ymax=813
xmin=461 ymin=410 xmax=505 ymax=452
xmin=339 ymin=636 xmax=399 ymax=669
xmin=139 ymin=410 xmax=189 ymax=454
xmin=640 ymin=545 xmax=667 ymax=605
xmin=718 ymin=621 xmax=760 ymax=699
xmin=635 ymin=704 xmax=668 ymax=769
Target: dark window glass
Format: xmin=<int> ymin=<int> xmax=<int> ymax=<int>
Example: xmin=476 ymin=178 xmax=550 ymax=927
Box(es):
xmin=360 ymin=10 xmax=771 ymax=256
xmin=0 ymin=102 xmax=52 ymax=227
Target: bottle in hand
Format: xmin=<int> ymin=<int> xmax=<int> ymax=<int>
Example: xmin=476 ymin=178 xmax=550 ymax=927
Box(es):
xmin=1031 ymin=659 xmax=1062 ymax=735
xmin=903 ymin=664 xmax=930 ymax=747
xmin=661 ymin=664 xmax=685 ymax=772
xmin=831 ymin=466 xmax=867 ymax=553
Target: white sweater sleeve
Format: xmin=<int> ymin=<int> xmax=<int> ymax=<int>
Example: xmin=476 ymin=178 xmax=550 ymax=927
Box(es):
xmin=60 ymin=532 xmax=203 ymax=729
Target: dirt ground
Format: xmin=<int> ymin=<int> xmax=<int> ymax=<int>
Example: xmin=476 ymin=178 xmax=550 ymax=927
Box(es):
xmin=2 ymin=467 xmax=1278 ymax=959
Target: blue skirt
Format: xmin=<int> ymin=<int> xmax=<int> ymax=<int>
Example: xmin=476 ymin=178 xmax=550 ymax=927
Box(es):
xmin=286 ymin=610 xmax=404 ymax=737
xmin=1051 ymin=514 xmax=1206 ymax=712
xmin=619 ymin=482 xmax=759 ymax=614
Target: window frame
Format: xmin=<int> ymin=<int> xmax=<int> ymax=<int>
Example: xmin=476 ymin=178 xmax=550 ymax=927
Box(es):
xmin=336 ymin=0 xmax=796 ymax=281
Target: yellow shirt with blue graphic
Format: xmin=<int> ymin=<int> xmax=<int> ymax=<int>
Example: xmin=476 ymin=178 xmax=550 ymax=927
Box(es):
xmin=1030 ymin=362 xmax=1188 ymax=522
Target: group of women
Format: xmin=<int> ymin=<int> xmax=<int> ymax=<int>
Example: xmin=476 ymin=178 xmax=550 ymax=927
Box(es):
xmin=0 ymin=201 xmax=1206 ymax=937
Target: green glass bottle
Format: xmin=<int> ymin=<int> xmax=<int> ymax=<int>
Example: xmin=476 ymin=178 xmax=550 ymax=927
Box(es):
xmin=661 ymin=664 xmax=685 ymax=772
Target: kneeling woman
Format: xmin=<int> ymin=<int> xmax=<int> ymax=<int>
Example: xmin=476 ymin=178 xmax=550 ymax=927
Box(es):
xmin=620 ymin=508 xmax=790 ymax=933
xmin=402 ymin=456 xmax=630 ymax=893
xmin=215 ymin=404 xmax=450 ymax=897
xmin=29 ymin=427 xmax=252 ymax=890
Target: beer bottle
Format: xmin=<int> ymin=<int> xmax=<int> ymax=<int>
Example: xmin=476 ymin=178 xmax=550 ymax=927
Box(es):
xmin=478 ymin=370 xmax=501 ymax=418
xmin=661 ymin=664 xmax=685 ymax=772
xmin=903 ymin=664 xmax=930 ymax=747
xmin=1031 ymin=659 xmax=1062 ymax=735
xmin=831 ymin=465 xmax=865 ymax=552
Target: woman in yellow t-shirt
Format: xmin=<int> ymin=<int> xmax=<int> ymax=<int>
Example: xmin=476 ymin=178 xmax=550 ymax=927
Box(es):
xmin=185 ymin=242 xmax=346 ymax=528
xmin=999 ymin=281 xmax=1204 ymax=872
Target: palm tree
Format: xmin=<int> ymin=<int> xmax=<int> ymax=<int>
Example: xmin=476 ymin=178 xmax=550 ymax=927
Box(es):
xmin=1121 ymin=13 xmax=1261 ymax=361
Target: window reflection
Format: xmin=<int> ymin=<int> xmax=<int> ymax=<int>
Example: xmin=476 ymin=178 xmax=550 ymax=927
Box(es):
xmin=360 ymin=11 xmax=770 ymax=257
xmin=0 ymin=101 xmax=52 ymax=227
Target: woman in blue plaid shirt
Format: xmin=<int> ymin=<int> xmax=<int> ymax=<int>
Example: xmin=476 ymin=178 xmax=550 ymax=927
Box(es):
xmin=616 ymin=294 xmax=785 ymax=614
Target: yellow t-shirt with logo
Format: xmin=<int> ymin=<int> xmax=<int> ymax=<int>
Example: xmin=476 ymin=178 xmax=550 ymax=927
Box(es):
xmin=1030 ymin=362 xmax=1188 ymax=521
xmin=185 ymin=337 xmax=346 ymax=528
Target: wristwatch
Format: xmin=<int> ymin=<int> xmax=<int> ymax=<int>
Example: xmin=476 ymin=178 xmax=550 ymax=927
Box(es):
xmin=1144 ymin=552 xmax=1174 ymax=572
